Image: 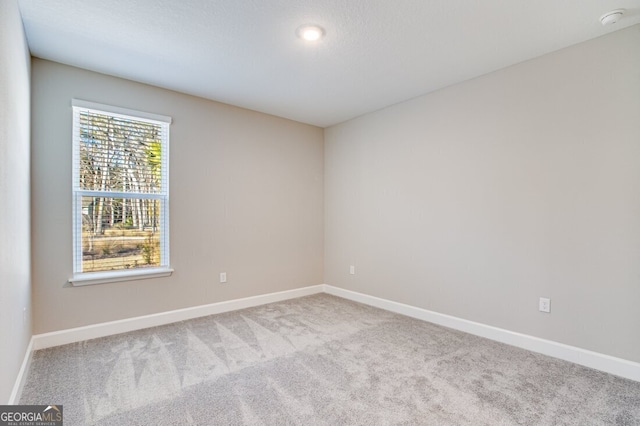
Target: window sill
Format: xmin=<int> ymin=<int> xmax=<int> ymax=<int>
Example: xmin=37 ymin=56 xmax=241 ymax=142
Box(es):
xmin=68 ymin=267 xmax=174 ymax=287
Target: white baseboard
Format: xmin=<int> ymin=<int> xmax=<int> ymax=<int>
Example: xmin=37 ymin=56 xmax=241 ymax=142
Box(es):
xmin=32 ymin=285 xmax=324 ymax=350
xmin=22 ymin=283 xmax=639 ymax=388
xmin=8 ymin=336 xmax=34 ymax=404
xmin=324 ymin=285 xmax=640 ymax=382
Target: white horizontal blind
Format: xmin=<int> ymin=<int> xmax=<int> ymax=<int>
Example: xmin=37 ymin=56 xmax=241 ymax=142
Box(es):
xmin=72 ymin=100 xmax=170 ymax=276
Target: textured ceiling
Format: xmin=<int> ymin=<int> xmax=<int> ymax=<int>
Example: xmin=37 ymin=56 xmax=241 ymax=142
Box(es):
xmin=17 ymin=0 xmax=640 ymax=127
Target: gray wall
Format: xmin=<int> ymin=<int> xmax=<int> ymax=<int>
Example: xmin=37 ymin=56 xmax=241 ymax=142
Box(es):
xmin=0 ymin=0 xmax=32 ymax=403
xmin=325 ymin=25 xmax=640 ymax=363
xmin=31 ymin=59 xmax=324 ymax=334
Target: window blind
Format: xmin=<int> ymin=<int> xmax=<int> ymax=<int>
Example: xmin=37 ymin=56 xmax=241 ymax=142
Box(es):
xmin=71 ymin=100 xmax=171 ymax=276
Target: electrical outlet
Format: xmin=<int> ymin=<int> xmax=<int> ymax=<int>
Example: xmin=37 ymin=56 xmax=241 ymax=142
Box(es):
xmin=220 ymin=272 xmax=227 ymax=283
xmin=539 ymin=297 xmax=550 ymax=313
xmin=349 ymin=265 xmax=355 ymax=275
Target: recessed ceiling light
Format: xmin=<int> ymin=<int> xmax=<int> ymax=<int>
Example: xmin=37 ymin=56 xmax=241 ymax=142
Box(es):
xmin=600 ymin=9 xmax=625 ymax=26
xmin=296 ymin=25 xmax=325 ymax=41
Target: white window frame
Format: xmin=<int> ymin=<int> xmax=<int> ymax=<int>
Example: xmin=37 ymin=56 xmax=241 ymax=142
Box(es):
xmin=69 ymin=100 xmax=173 ymax=286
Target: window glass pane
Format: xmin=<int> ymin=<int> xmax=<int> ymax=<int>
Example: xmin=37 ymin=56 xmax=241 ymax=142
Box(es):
xmin=72 ymin=102 xmax=170 ymax=279
xmin=78 ymin=111 xmax=163 ymax=193
xmin=81 ymin=196 xmax=162 ymax=272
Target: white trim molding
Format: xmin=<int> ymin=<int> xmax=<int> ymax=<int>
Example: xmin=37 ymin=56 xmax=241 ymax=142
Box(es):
xmin=323 ymin=285 xmax=640 ymax=382
xmin=32 ymin=285 xmax=324 ymax=350
xmin=8 ymin=337 xmax=34 ymax=404
xmin=20 ymin=282 xmax=639 ymax=396
xmin=69 ymin=267 xmax=174 ymax=287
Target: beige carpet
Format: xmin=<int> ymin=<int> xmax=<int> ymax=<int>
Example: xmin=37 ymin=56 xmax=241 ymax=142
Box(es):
xmin=20 ymin=294 xmax=640 ymax=425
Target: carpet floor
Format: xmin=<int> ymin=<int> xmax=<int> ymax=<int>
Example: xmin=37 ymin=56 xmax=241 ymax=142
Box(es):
xmin=20 ymin=294 xmax=640 ymax=425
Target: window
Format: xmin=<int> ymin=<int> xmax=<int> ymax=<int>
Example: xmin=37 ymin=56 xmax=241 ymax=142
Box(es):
xmin=70 ymin=100 xmax=172 ymax=285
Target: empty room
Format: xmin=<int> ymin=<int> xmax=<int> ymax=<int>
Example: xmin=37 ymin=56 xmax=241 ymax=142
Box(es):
xmin=2 ymin=0 xmax=640 ymax=424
